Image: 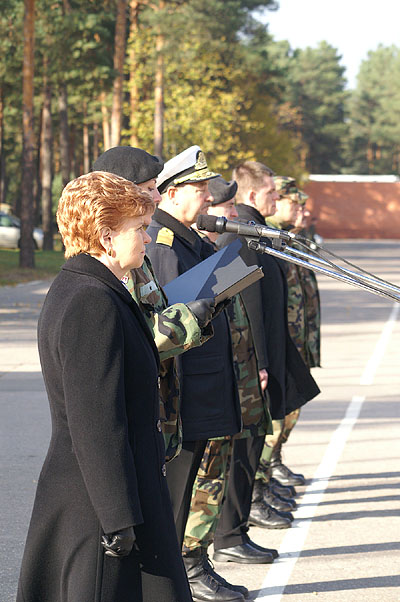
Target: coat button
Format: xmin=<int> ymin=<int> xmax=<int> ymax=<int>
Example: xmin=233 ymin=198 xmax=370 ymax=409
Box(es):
xmin=161 ymin=464 xmax=167 ymax=477
xmin=157 ymin=419 xmax=162 ymax=432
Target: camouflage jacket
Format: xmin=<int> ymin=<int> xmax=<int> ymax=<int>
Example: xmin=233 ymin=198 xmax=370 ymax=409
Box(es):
xmin=300 ymin=263 xmax=321 ymax=368
xmin=228 ymin=294 xmax=272 ymax=439
xmin=125 ymin=255 xmax=212 ymax=461
xmin=266 ymin=220 xmax=321 ymax=369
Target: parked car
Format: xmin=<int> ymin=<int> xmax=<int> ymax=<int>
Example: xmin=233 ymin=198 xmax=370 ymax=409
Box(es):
xmin=0 ymin=211 xmax=44 ymax=250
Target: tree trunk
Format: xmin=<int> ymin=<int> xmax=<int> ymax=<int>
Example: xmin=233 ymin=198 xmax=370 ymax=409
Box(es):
xmin=129 ymin=0 xmax=139 ymax=147
xmin=70 ymin=124 xmax=76 ymax=178
xmin=20 ymin=0 xmax=35 ymax=268
xmin=93 ymin=122 xmax=99 ymax=162
xmin=34 ymin=108 xmax=42 ymax=225
xmin=58 ymin=84 xmax=70 ymax=188
xmin=57 ymin=0 xmax=72 ymax=189
xmin=110 ymin=0 xmax=127 ymax=147
xmin=101 ymin=91 xmax=111 ymax=150
xmin=0 ymin=85 xmax=5 ymax=206
xmin=154 ymin=5 xmax=165 ymax=158
xmin=41 ymin=61 xmax=54 ymax=251
xmin=83 ymin=100 xmax=90 ymax=173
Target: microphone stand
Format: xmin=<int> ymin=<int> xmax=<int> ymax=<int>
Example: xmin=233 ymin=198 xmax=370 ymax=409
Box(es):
xmin=246 ymin=238 xmax=400 ymax=304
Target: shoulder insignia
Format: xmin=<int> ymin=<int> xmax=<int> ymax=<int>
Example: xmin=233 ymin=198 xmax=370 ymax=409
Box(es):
xmin=156 ymin=227 xmax=174 ymax=247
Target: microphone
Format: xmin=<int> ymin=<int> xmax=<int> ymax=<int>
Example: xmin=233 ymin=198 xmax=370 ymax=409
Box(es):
xmin=196 ymin=215 xmax=295 ymax=241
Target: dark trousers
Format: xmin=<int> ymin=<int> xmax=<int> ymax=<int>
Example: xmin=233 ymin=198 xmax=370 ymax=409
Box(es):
xmin=166 ymin=439 xmax=208 ymax=547
xmin=214 ymin=434 xmax=265 ymax=550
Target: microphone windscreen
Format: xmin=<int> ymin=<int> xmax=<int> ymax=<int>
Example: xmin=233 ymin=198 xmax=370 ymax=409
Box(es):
xmin=196 ymin=214 xmax=218 ymax=232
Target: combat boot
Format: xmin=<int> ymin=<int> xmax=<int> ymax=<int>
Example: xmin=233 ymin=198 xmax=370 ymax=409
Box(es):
xmin=252 ymin=478 xmax=296 ymax=512
xmin=270 ymin=441 xmax=306 ymax=486
xmin=270 ymin=476 xmax=296 ymax=498
xmin=183 ymin=552 xmax=245 ymax=601
xmin=201 ymin=552 xmax=249 ymax=598
xmin=248 ymin=501 xmax=292 ymax=529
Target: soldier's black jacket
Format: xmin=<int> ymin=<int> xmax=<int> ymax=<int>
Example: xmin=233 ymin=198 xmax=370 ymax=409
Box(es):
xmin=146 ymin=207 xmax=242 ymax=441
xmin=217 ymin=204 xmax=320 ymax=420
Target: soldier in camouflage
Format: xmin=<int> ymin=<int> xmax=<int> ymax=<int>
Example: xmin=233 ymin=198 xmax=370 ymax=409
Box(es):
xmin=92 ymin=146 xmax=215 ymax=462
xmin=125 ymin=255 xmax=213 ymax=461
xmin=182 ymin=177 xmax=276 ymax=601
xmin=183 ymin=293 xmax=273 ymax=554
xmin=256 ymin=176 xmax=321 ymax=491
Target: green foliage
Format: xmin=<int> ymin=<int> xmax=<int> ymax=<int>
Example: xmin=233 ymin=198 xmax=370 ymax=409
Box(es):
xmin=2 ymin=0 xmax=399 ymax=234
xmin=344 ymin=45 xmax=400 ymax=174
xmin=277 ymin=41 xmax=349 ymax=173
xmin=124 ymin=0 xmax=295 ymax=177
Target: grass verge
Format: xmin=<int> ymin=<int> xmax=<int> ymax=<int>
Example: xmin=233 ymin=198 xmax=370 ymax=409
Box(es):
xmin=0 ymin=249 xmax=65 ymax=286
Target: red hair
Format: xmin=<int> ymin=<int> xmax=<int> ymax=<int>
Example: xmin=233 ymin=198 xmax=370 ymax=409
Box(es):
xmin=56 ymin=171 xmax=154 ymax=257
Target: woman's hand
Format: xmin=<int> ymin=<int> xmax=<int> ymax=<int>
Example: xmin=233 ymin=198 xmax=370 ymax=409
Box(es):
xmin=101 ymin=526 xmax=136 ymax=558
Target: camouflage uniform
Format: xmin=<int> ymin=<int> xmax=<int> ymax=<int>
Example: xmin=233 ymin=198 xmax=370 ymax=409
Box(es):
xmin=280 ymin=242 xmax=321 ymax=443
xmin=255 ymin=419 xmax=283 ymax=481
xmin=183 ymin=294 xmax=272 ymax=553
xmin=256 ymin=179 xmax=321 ymax=479
xmin=285 ymin=245 xmax=321 ymax=369
xmin=125 ymin=255 xmax=212 ymax=462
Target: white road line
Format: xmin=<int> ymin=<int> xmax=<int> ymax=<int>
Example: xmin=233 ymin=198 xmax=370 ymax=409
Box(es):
xmin=255 ymin=302 xmax=399 ymax=601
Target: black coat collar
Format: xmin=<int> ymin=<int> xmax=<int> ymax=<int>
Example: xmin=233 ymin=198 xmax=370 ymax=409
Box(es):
xmin=63 ymin=254 xmax=134 ymax=304
xmin=236 ymin=204 xmax=265 ymax=225
xmin=62 ymin=254 xmax=160 ymax=368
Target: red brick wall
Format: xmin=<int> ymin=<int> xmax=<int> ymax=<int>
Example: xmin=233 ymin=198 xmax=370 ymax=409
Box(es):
xmin=303 ymin=181 xmax=400 ymax=239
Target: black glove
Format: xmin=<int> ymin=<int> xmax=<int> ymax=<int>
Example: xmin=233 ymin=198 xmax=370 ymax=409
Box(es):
xmin=101 ymin=526 xmax=135 ymax=558
xmin=186 ymin=298 xmax=216 ymax=328
xmin=213 ymin=297 xmax=232 ymax=319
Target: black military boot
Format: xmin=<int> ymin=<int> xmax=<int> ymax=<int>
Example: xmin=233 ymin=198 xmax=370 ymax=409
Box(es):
xmin=252 ymin=479 xmax=296 ymax=512
xmin=201 ymin=552 xmax=249 ymax=599
xmin=270 ymin=441 xmax=306 ymax=486
xmin=270 ymin=476 xmax=297 ymax=498
xmin=183 ymin=552 xmax=245 ymax=601
xmin=248 ymin=501 xmax=292 ymax=529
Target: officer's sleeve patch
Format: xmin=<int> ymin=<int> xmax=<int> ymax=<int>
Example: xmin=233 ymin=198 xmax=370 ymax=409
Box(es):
xmin=156 ymin=227 xmax=174 ymax=247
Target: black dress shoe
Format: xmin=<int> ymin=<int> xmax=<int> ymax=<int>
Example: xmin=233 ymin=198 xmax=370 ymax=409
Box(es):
xmin=247 ymin=539 xmax=279 ymax=559
xmin=213 ymin=543 xmax=274 ymax=564
xmin=270 ymin=477 xmax=297 ymax=498
xmin=248 ymin=502 xmax=292 ymax=529
xmin=183 ymin=555 xmax=245 ymax=601
xmin=252 ymin=479 xmax=296 ymax=512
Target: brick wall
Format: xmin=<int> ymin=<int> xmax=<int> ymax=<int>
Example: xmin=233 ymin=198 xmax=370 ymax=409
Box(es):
xmin=303 ymin=181 xmax=400 ymax=239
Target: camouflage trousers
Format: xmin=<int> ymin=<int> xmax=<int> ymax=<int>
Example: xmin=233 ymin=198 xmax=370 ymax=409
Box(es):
xmin=182 ymin=438 xmax=232 ymax=554
xmin=281 ymin=408 xmax=301 ymax=443
xmin=256 ymin=409 xmax=301 ymax=482
xmin=255 ymin=419 xmax=283 ymax=482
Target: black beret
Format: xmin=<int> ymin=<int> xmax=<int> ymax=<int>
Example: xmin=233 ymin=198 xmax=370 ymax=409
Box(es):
xmin=92 ymin=146 xmax=164 ymax=184
xmin=208 ymin=176 xmax=238 ymax=205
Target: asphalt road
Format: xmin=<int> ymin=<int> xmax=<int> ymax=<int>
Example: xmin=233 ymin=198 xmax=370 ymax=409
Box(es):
xmin=1 ymin=241 xmax=399 ymax=602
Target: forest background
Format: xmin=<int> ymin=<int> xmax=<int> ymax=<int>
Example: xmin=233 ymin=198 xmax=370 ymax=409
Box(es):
xmin=1 ymin=0 xmax=400 ymax=267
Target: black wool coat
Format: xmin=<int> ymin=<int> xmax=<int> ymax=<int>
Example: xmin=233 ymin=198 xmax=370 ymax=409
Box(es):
xmin=218 ymin=204 xmax=320 ymax=419
xmin=17 ymin=254 xmax=192 ymax=602
xmin=146 ymin=208 xmax=242 ymax=441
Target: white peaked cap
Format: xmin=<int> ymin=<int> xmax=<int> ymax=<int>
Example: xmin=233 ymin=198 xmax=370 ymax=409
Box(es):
xmin=157 ymin=145 xmax=219 ymax=193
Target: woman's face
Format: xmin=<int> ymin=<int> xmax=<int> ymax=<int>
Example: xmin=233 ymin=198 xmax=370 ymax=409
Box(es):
xmin=111 ymin=211 xmax=152 ymax=274
xmin=208 ymin=198 xmax=238 ymax=222
xmin=139 ymin=178 xmax=162 ymax=204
